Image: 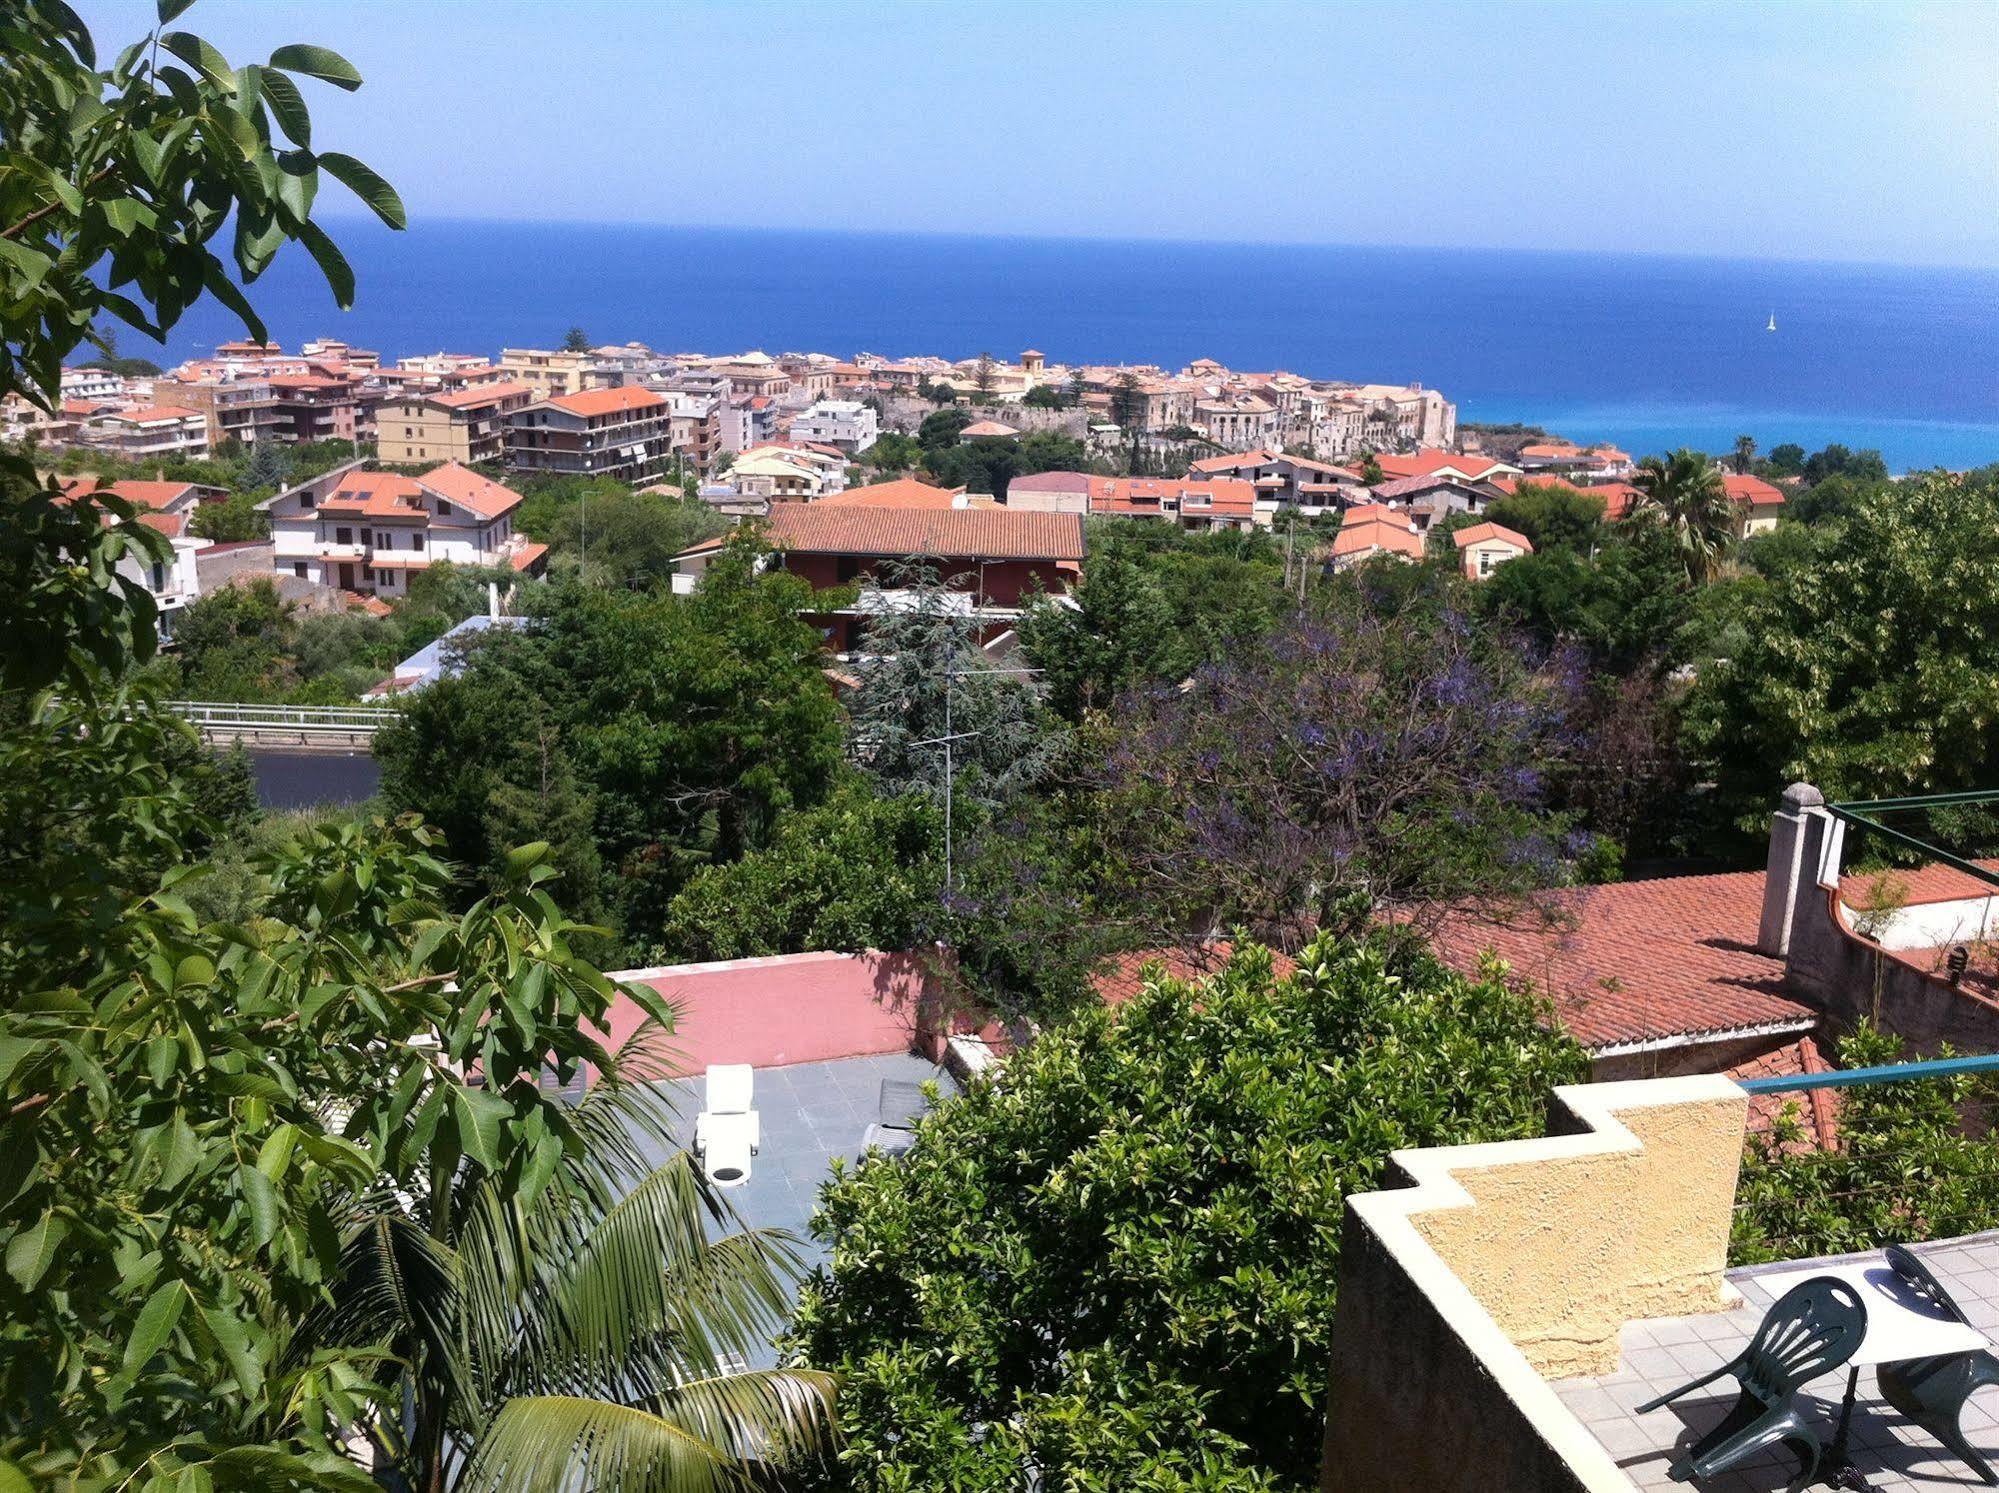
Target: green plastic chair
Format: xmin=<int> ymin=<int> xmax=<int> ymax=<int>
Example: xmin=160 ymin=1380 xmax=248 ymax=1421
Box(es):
xmin=1636 ymin=1276 xmax=1867 ymax=1492
xmin=1876 ymin=1243 xmax=1999 ymax=1485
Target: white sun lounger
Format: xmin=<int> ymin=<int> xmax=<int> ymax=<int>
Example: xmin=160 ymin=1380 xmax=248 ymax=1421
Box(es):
xmin=694 ymin=1064 xmax=759 ymax=1187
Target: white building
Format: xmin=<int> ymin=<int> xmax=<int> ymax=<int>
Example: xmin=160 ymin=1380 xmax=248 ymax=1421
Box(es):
xmin=60 ymin=365 xmax=127 ymax=403
xmin=61 ymin=477 xmax=211 ymax=641
xmin=259 ymin=460 xmax=546 ymax=598
xmin=727 ymin=443 xmax=851 ymax=501
xmin=788 ymin=398 xmax=878 ymax=455
xmin=75 ymin=404 xmax=209 ymax=460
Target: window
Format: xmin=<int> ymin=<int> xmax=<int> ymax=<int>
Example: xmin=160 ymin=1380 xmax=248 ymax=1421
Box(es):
xmin=301 ymin=491 xmax=315 ymax=509
xmin=362 ymin=566 xmax=374 ymax=582
xmin=360 ymin=528 xmax=372 ymax=546
xmin=293 ymin=562 xmax=307 ymax=578
xmin=151 ymin=562 xmax=165 ymax=592
xmin=335 ymin=526 xmax=352 ymax=545
xmin=437 ymin=501 xmax=452 ymax=516
xmin=412 ymin=532 xmax=424 ymax=551
xmin=836 ymin=556 xmax=861 ymax=583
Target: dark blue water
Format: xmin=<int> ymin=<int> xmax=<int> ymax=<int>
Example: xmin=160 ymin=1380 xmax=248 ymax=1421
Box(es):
xmin=163 ymin=219 xmax=1999 ymax=470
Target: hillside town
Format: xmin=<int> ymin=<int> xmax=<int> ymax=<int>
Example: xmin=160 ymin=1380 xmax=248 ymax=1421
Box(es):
xmin=13 ymin=332 xmax=1801 ymax=633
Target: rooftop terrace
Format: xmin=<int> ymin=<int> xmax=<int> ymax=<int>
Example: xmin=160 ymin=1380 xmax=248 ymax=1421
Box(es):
xmin=1554 ymin=1235 xmax=1999 ymax=1491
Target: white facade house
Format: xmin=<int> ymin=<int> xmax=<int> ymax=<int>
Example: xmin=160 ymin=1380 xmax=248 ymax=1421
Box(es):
xmin=60 ymin=365 xmax=127 ymax=403
xmin=75 ymin=404 xmax=210 ymax=460
xmin=61 ymin=478 xmax=210 ymax=641
xmin=727 ymin=443 xmax=851 ymax=501
xmin=787 ymin=398 xmax=878 ymax=455
xmin=259 ymin=460 xmax=545 ymax=598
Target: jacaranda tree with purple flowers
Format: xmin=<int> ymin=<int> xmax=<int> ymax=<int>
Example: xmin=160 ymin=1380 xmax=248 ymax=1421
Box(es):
xmin=1095 ymin=595 xmax=1602 ymax=948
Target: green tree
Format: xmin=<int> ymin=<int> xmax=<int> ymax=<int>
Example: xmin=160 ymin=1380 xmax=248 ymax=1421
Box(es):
xmin=1679 ymin=471 xmax=1999 ymax=832
xmin=1475 ymin=520 xmax=1695 ymax=673
xmin=562 ymin=325 xmax=592 ymax=352
xmin=1632 ymin=447 xmax=1735 ymax=583
xmin=972 ymin=350 xmax=996 ymax=402
xmin=189 ymin=489 xmax=271 ymax=542
xmin=1765 ymin=442 xmax=1806 ymax=475
xmin=173 ymin=576 xmax=297 ymax=701
xmin=1022 ymin=384 xmax=1066 ymax=409
xmin=845 ymin=562 xmax=1064 ymax=814
xmin=1018 ymin=536 xmax=1180 ymax=719
xmin=1731 ymin=434 xmax=1757 ymax=475
xmin=660 ymin=784 xmax=942 ymax=962
xmin=543 ymin=485 xmax=725 ymax=589
xmin=859 ymin=430 xmax=920 ymax=473
xmin=1802 ymin=443 xmax=1889 ymax=486
xmin=916 ymin=406 xmax=973 ymax=450
xmin=1733 ymin=1024 xmax=1999 ymax=1264
xmin=791 ymin=935 xmax=1586 ymax=1490
xmin=1486 ymin=481 xmax=1606 ymax=553
xmin=242 ymin=439 xmax=294 ymax=492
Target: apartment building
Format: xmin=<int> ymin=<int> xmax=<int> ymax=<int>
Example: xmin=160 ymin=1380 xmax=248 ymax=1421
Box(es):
xmin=60 ymin=366 xmax=126 ymax=403
xmin=727 ymin=443 xmax=851 ymax=501
xmin=160 ymin=375 xmax=285 ymax=450
xmin=74 ymin=404 xmax=210 ymax=460
xmin=260 ymin=460 xmax=543 ymax=598
xmin=376 ymin=381 xmax=535 ymax=466
xmin=788 ymin=398 xmax=878 ymax=455
xmin=1188 ymin=449 xmax=1368 ymax=513
xmin=507 ymin=385 xmax=673 ymax=484
xmin=498 ymin=347 xmax=592 ymax=399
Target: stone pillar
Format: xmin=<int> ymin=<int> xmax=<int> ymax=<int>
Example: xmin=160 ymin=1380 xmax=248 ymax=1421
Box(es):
xmin=1757 ymin=782 xmax=1826 ymax=957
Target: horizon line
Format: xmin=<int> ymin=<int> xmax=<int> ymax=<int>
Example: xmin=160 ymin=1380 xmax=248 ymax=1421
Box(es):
xmin=303 ymin=210 xmax=1999 ymax=279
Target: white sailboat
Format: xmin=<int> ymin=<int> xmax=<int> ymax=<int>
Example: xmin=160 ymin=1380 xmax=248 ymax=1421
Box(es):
xmin=1766 ymin=312 xmax=1777 ymax=332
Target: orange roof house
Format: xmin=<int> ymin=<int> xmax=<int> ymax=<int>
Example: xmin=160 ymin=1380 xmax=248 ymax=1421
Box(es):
xmin=1452 ymin=521 xmax=1534 ymax=579
xmin=1327 ymin=504 xmax=1424 ymax=567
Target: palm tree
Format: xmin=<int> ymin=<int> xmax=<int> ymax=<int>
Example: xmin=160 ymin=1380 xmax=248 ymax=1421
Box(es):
xmin=1731 ymin=434 xmax=1757 ymax=475
xmin=315 ymin=1023 xmax=835 ymax=1493
xmin=1633 ymin=447 xmax=1737 ymax=583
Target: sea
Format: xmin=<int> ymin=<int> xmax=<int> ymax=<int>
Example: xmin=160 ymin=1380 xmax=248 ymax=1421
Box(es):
xmin=151 ymin=218 xmax=1999 ymax=473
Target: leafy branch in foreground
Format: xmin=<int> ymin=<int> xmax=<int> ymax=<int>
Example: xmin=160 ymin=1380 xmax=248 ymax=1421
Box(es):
xmin=0 ymin=0 xmax=404 ymax=411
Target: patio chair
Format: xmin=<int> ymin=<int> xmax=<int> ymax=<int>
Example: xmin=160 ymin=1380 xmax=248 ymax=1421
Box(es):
xmin=859 ymin=1078 xmax=931 ymax=1160
xmin=1876 ymin=1243 xmax=1999 ymax=1485
xmin=693 ymin=1064 xmax=759 ymax=1188
xmin=1636 ymin=1276 xmax=1868 ymax=1493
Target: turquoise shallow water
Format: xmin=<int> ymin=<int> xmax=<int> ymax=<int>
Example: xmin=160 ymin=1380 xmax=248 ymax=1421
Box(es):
xmin=156 ymin=220 xmax=1999 ymax=471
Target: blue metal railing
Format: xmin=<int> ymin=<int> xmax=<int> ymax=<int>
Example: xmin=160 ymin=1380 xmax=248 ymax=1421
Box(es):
xmin=1739 ymin=1051 xmax=1999 ymax=1095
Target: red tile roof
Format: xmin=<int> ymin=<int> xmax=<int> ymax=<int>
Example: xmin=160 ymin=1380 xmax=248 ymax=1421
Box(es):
xmin=320 ymin=471 xmax=426 ymax=518
xmin=820 ymin=478 xmax=967 ymax=510
xmin=1092 ymin=942 xmax=1299 ymax=1007
xmin=508 ymin=541 xmax=549 ymax=573
xmin=1722 ymin=472 xmax=1785 ymax=508
xmin=418 ymin=462 xmax=523 ymax=520
xmin=59 ymin=477 xmax=199 ymax=511
xmin=1838 ymin=857 xmax=1999 ymax=908
xmin=543 ymin=386 xmax=667 ymax=417
xmin=1372 ymin=448 xmax=1513 ymax=483
xmin=1330 ymin=505 xmax=1424 ymax=560
xmin=1732 ymin=1035 xmax=1840 ymax=1153
xmin=763 ymin=503 xmax=1084 ymax=562
xmin=1429 ymin=870 xmax=1817 ymax=1050
xmin=1452 ymin=521 xmax=1533 ymax=552
xmin=424 ymin=380 xmax=534 ymax=410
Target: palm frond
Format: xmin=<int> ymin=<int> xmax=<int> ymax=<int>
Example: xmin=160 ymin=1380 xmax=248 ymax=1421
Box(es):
xmin=642 ymin=1368 xmax=838 ymax=1469
xmin=459 ymin=1396 xmax=746 ymax=1493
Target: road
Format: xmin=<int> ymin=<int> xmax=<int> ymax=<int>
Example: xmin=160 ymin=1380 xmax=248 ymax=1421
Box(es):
xmin=247 ymin=749 xmax=383 ymax=810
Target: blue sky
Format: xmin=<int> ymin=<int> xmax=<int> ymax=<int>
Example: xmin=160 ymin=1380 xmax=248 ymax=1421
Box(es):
xmin=74 ymin=0 xmax=1999 ymax=268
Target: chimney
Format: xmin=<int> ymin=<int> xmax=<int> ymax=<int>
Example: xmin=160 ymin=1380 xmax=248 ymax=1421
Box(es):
xmin=1757 ymin=781 xmax=1827 ymax=957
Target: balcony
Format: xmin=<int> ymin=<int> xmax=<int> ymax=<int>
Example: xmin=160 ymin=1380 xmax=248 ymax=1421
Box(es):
xmin=1321 ymin=1058 xmax=1999 ymax=1492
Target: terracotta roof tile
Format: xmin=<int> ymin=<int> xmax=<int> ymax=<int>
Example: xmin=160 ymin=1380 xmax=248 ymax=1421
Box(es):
xmin=763 ymin=503 xmax=1083 ymax=562
xmin=542 ymin=386 xmax=667 ymax=417
xmin=418 ymin=462 xmax=524 ymax=520
xmin=1429 ymin=871 xmax=1816 ymax=1050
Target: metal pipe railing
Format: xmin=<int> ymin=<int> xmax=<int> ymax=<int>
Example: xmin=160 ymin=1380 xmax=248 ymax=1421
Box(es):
xmin=1739 ymin=1051 xmax=1999 ymax=1095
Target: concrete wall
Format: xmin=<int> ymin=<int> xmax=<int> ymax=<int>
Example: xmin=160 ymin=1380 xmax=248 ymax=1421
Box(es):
xmin=1322 ymin=1075 xmax=1749 ymax=1493
xmin=601 ymin=949 xmax=945 ymax=1073
xmin=1760 ymin=784 xmax=1999 ymax=1054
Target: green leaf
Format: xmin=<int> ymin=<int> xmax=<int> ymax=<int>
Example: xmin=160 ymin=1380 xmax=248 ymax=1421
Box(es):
xmin=159 ymin=30 xmax=235 ymax=88
xmin=256 ymin=1122 xmax=299 ymax=1181
xmin=201 ymin=255 xmax=270 ymax=344
xmin=317 ymin=151 xmax=405 ymax=230
xmin=268 ymin=43 xmax=363 ymax=91
xmin=6 ymin=1211 xmax=68 ymax=1291
xmin=261 ymin=69 xmax=311 ymax=148
xmin=122 ymin=1278 xmax=187 ymax=1373
xmin=238 ymin=1164 xmax=279 ymax=1245
xmin=158 ymin=0 xmax=199 ymax=22
xmin=450 ymin=1084 xmax=510 ymax=1173
xmin=197 ymin=1299 xmax=263 ymax=1397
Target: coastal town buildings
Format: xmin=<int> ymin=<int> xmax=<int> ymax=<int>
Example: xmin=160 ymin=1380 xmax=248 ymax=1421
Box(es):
xmin=1325 ymin=504 xmax=1424 ymax=568
xmin=72 ymin=403 xmax=210 ymax=460
xmin=260 ymin=460 xmax=545 ymax=598
xmin=1188 ymin=449 xmax=1368 ymax=513
xmin=375 ymin=381 xmax=536 ymax=466
xmin=498 ymin=347 xmax=592 ymax=399
xmin=725 ymin=443 xmax=851 ymax=501
xmin=506 ymin=386 xmax=673 ymax=484
xmin=788 ymin=398 xmax=878 ymax=455
xmin=1722 ymin=471 xmax=1786 ymax=535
